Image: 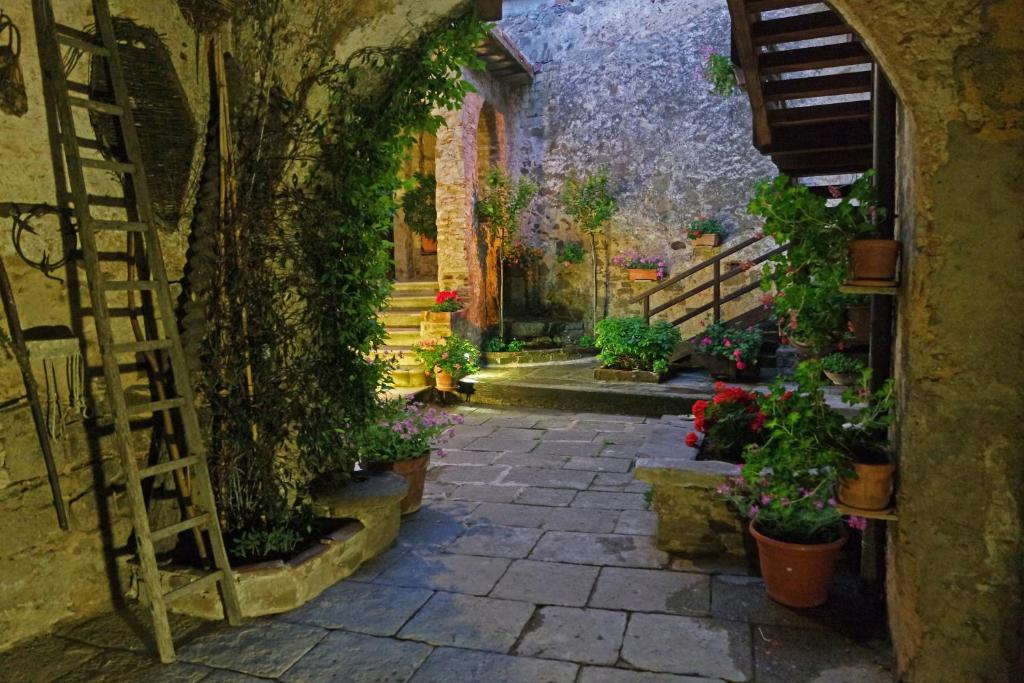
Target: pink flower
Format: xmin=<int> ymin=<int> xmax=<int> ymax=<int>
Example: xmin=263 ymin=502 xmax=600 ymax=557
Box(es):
xmin=847 ymin=516 xmax=868 ymax=531
xmin=747 ymin=504 xmax=759 ymax=518
xmin=815 ymin=500 xmax=825 ymax=510
xmin=760 ymin=495 xmax=771 ymax=506
xmin=724 ymin=339 xmax=732 ymax=348
xmin=732 ymin=349 xmax=742 ymax=358
xmin=701 ymin=337 xmax=712 ymax=346
xmin=441 ymin=352 xmax=449 ymax=359
xmin=735 ymin=360 xmax=746 ymax=370
xmin=828 ymin=185 xmax=843 ymax=199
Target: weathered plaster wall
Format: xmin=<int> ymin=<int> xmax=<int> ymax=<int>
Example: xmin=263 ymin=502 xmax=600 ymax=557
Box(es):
xmin=824 ymin=1 xmax=1024 ymax=681
xmin=0 ymin=0 xmax=466 ymax=650
xmin=500 ymin=0 xmax=777 ymax=331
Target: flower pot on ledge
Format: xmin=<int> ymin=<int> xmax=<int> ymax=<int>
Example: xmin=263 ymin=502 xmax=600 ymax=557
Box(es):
xmin=628 ymin=268 xmax=660 ymax=281
xmin=690 ymin=234 xmax=721 ymax=247
xmin=420 ymin=235 xmax=438 ymax=255
xmin=848 ymin=238 xmax=899 ymax=283
xmin=364 ymin=454 xmax=430 ymax=515
xmin=434 ymin=369 xmax=458 ymax=391
xmin=838 ymin=461 xmax=896 ymax=510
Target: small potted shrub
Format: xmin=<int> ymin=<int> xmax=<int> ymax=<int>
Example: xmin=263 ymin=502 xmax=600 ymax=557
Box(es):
xmin=611 ymin=251 xmax=667 ymax=281
xmin=687 ymin=214 xmax=726 ymax=247
xmin=594 ymin=316 xmax=681 ymax=381
xmin=836 ymin=374 xmax=896 ymax=510
xmin=413 ymin=334 xmax=481 ymax=391
xmin=718 ymin=362 xmax=864 ymax=607
xmin=821 ymin=353 xmax=864 ymax=386
xmin=402 ymin=172 xmax=438 ymax=255
xmin=360 ymin=400 xmax=463 ymax=514
xmin=694 ymin=322 xmax=763 ymax=380
xmin=425 ymin=290 xmax=464 ymax=324
xmin=685 ymin=382 xmax=767 ymax=462
xmin=556 ymin=241 xmax=585 ymax=268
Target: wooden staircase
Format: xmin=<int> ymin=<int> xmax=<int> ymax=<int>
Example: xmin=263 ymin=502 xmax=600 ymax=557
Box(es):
xmin=728 ymin=0 xmax=876 ymax=188
xmin=380 ymin=280 xmax=437 ymax=388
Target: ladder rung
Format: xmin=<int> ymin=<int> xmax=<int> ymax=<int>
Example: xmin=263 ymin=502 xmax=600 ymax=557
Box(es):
xmin=89 ymin=219 xmax=149 ymax=232
xmin=125 ymin=397 xmax=185 ymax=416
xmin=111 ymin=338 xmax=173 ymax=354
xmin=55 ymin=27 xmax=110 ymax=56
xmin=151 ymin=513 xmax=211 ymax=543
xmin=87 ymin=194 xmax=128 ymax=208
xmin=81 ymin=158 xmax=135 ymax=173
xmin=69 ymin=96 xmax=124 ymax=116
xmin=139 ymin=455 xmax=201 ymax=480
xmin=103 ymin=279 xmax=159 ymax=291
xmin=76 ymin=137 xmax=104 ymax=152
xmin=164 ymin=570 xmax=224 ymax=603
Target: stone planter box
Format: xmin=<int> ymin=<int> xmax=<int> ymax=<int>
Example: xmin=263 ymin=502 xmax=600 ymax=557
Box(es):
xmin=483 ymin=346 xmax=597 ymax=366
xmin=594 ymin=367 xmax=666 ymax=383
xmin=145 ymin=473 xmax=407 ymax=619
xmin=692 ymin=353 xmax=762 ymax=382
xmin=635 ymin=454 xmax=753 ymax=565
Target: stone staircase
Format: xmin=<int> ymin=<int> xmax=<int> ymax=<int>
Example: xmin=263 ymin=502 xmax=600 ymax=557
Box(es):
xmin=380 ymin=280 xmax=437 ymax=388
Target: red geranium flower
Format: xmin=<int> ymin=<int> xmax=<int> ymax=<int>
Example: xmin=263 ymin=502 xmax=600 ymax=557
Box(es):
xmin=685 ymin=432 xmax=699 ymax=447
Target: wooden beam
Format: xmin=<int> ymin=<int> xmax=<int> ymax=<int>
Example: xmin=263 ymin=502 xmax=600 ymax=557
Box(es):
xmin=763 ymin=70 xmax=872 ymax=100
xmin=767 ymin=120 xmax=872 ymax=155
xmin=727 ymin=0 xmax=772 ymax=148
xmin=759 ymin=41 xmax=870 ymax=75
xmin=476 ymin=0 xmax=502 ymax=21
xmin=768 ymin=100 xmax=872 ymax=126
xmin=752 ymin=10 xmax=848 ymax=45
xmin=746 ymin=0 xmax=823 ymax=13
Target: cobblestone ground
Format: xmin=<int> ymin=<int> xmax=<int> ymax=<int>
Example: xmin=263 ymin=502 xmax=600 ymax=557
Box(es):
xmin=2 ymin=406 xmax=893 ymax=682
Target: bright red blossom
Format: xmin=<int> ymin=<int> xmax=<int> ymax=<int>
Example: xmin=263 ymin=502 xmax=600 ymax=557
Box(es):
xmin=685 ymin=432 xmax=699 ymax=447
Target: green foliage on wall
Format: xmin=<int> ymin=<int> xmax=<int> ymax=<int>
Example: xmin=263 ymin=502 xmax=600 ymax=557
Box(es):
xmin=402 ymin=172 xmax=438 ymax=240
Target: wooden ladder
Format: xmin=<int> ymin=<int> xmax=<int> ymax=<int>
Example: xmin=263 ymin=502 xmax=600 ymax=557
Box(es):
xmin=32 ymin=0 xmax=241 ymax=662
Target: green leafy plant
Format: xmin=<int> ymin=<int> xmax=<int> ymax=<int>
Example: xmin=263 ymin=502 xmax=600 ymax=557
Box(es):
xmin=562 ymin=168 xmax=619 ymax=330
xmin=751 ymin=172 xmax=884 ymax=353
xmin=231 ymin=525 xmax=306 ymax=562
xmin=702 ymin=51 xmax=738 ymax=96
xmin=557 ymin=241 xmax=585 ymax=266
xmin=430 ymin=290 xmax=464 ymax=312
xmin=483 ymin=337 xmax=527 ymax=352
xmin=821 ymin=353 xmax=864 ymax=375
xmin=401 ymin=171 xmax=438 ymax=239
xmin=505 ymin=338 xmax=526 ymax=352
xmin=694 ymin=322 xmax=762 ymax=371
xmin=594 ymin=316 xmax=681 ymax=375
xmin=837 ymin=372 xmax=895 ymax=463
xmin=687 ymin=214 xmax=726 ymax=239
xmin=358 ymin=400 xmax=463 ymax=465
xmin=577 ymin=334 xmax=596 ymax=349
xmin=477 ymin=168 xmax=538 ymax=341
xmin=414 ymin=334 xmax=481 ymax=379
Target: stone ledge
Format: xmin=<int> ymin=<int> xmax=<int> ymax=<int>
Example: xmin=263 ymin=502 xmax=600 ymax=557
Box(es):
xmin=482 ymin=347 xmax=597 ymax=366
xmin=593 ymin=368 xmax=665 ymax=383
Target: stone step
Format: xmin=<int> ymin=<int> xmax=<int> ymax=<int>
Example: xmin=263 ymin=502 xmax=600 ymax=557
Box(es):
xmin=378 ymin=346 xmax=424 ymax=368
xmin=391 ymin=367 xmax=428 ymax=388
xmin=380 ymin=310 xmax=423 ymax=327
xmin=385 ymin=294 xmax=435 ymax=309
xmin=385 ymin=326 xmax=422 ymax=346
xmin=392 ymin=280 xmax=437 ymax=297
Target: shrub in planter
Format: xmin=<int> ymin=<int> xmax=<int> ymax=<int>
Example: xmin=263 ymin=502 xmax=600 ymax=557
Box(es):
xmin=686 ymin=382 xmax=767 ymax=462
xmin=413 ymin=334 xmax=481 ymax=390
xmin=430 ymin=290 xmax=464 ymax=313
xmin=359 ymin=400 xmax=463 ymax=514
xmin=687 ymin=214 xmax=726 ymax=246
xmin=717 ymin=361 xmax=865 ymax=607
xmin=611 ymin=251 xmax=667 ymax=281
xmin=595 ymin=316 xmax=681 ymax=376
xmin=820 ymin=353 xmax=864 ymax=386
xmin=694 ymin=322 xmax=763 ymax=379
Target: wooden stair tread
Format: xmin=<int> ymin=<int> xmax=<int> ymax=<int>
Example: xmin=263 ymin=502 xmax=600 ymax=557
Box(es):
xmin=763 ymin=71 xmax=872 ymax=100
xmin=746 ymin=0 xmax=825 ymax=13
xmin=759 ymin=41 xmax=870 ymax=74
xmin=767 ymin=100 xmax=871 ymax=126
xmin=774 ymin=147 xmax=873 ymax=176
xmin=752 ymin=10 xmax=848 ymax=45
xmin=766 ymin=120 xmax=872 ymax=155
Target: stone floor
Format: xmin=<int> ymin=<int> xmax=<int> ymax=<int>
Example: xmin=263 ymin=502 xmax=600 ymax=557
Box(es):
xmin=2 ymin=405 xmax=892 ymax=683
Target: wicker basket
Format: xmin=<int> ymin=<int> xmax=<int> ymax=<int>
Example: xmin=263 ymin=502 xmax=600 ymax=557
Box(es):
xmin=176 ymin=0 xmax=239 ymax=32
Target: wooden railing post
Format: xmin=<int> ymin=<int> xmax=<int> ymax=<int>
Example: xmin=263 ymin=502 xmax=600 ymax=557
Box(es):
xmin=642 ymin=296 xmax=650 ymax=324
xmin=713 ymin=261 xmax=722 ymax=323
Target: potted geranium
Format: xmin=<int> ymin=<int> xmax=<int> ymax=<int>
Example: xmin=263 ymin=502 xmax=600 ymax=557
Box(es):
xmin=360 ymin=400 xmax=463 ymax=514
xmin=685 ymin=382 xmax=767 ymax=462
xmin=836 ymin=373 xmax=896 ymax=510
xmin=611 ymin=251 xmax=667 ymax=281
xmin=687 ymin=214 xmax=726 ymax=247
xmin=820 ymin=353 xmax=864 ymax=386
xmin=718 ymin=361 xmax=863 ymax=607
xmin=694 ymin=322 xmax=762 ymax=380
xmin=402 ymin=172 xmax=439 ymax=254
xmin=413 ymin=333 xmax=481 ymax=391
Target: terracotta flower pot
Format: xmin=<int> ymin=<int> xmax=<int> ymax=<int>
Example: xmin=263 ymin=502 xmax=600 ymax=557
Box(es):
xmin=846 ymin=305 xmax=871 ymax=345
xmin=848 ymin=239 xmax=900 ymax=282
xmin=839 ymin=461 xmax=896 ymax=510
xmin=434 ymin=369 xmax=457 ymax=391
xmin=420 ymin=235 xmax=438 ymax=255
xmin=691 ymin=233 xmax=721 ymax=247
xmin=393 ymin=453 xmax=430 ymax=515
xmin=750 ymin=523 xmax=847 ymax=608
xmin=824 ymin=370 xmax=858 ymax=386
xmin=628 ymin=268 xmax=659 ymax=281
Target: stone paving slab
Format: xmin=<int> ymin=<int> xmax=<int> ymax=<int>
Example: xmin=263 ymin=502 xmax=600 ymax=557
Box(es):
xmin=410 ymin=499 xmax=480 ymax=523
xmin=580 ymin=667 xmax=726 ymax=683
xmin=448 ymin=483 xmax=521 ymax=503
xmin=501 ymin=466 xmax=596 ymax=490
xmin=564 ymin=456 xmax=634 ymax=473
xmin=543 ymin=506 xmax=621 ymax=533
xmin=515 ymin=606 xmax=627 ymax=665
xmin=372 ymin=551 xmax=510 ymax=595
xmin=56 ymin=605 xmax=210 ymax=654
xmin=495 ymin=452 xmax=570 ymax=468
xmin=0 ymin=635 xmax=108 ymax=683
xmin=590 ymin=567 xmax=710 ymax=616
xmin=530 ymin=531 xmax=669 ymax=568
xmin=490 ymin=559 xmax=600 ymax=607
xmin=395 ymin=519 xmax=467 ymax=549
xmin=752 ymin=625 xmax=893 ymax=683
xmin=280 ymin=630 xmax=431 ymax=683
xmin=533 ymin=440 xmax=605 ymax=457
xmin=59 ymin=648 xmax=182 ymax=682
xmin=614 ymin=510 xmax=659 ymax=535
xmin=481 ymin=416 xmax=543 ymax=429
xmin=572 ymin=491 xmax=649 ymax=510
xmin=592 ymin=473 xmax=637 ymax=487
xmin=178 ymin=620 xmax=326 ymax=678
xmin=430 ymin=464 xmax=510 ymax=484
xmin=279 ymin=581 xmax=433 ymax=636
xmin=514 ymin=486 xmax=578 ymax=506
xmin=621 ymin=613 xmax=753 ymax=681
xmin=398 ymin=592 xmax=534 ymax=653
xmin=543 ymin=428 xmax=601 ymax=442
xmin=445 ymin=524 xmax=544 ymax=558
xmin=467 ymin=501 xmax=553 ymax=527
xmin=408 ymin=646 xmax=578 ymax=683
xmin=434 ymin=449 xmax=500 ymax=465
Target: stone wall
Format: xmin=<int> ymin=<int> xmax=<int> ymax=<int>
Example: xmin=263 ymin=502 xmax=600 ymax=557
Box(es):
xmin=499 ymin=0 xmax=778 ymax=332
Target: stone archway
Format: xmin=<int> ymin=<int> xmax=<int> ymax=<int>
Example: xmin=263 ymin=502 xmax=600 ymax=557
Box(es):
xmin=435 ymin=93 xmax=509 ymax=340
